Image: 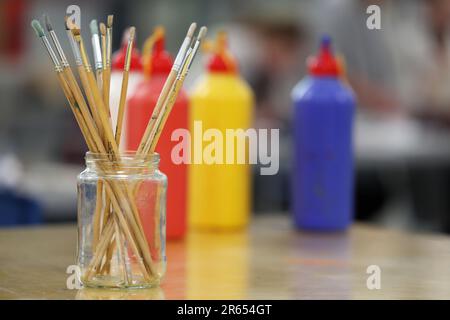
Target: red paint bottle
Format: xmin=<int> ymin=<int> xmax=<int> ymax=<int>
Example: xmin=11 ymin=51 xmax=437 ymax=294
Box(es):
xmin=127 ymin=28 xmax=189 ymax=240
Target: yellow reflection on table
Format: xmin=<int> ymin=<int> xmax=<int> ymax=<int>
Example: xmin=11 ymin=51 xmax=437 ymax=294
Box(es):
xmin=186 ymin=230 xmax=249 ymax=299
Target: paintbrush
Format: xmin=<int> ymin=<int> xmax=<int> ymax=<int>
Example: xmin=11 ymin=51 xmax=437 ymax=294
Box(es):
xmin=145 ymin=26 xmax=207 ymax=155
xmin=98 ymin=21 xmax=115 ymax=270
xmin=43 ymin=16 xmax=116 ymax=253
xmin=42 ymin=15 xmax=104 ymax=154
xmin=70 ymin=20 xmax=149 ymax=234
xmin=100 ymin=22 xmax=110 ymax=109
xmin=33 ymin=18 xmax=114 ymax=261
xmin=140 ymin=27 xmax=207 ymax=262
xmin=106 ymin=15 xmax=113 ymax=68
xmin=90 ymin=19 xmax=103 ymax=89
xmin=70 ymin=21 xmax=118 ymax=154
xmin=31 ymin=19 xmax=97 ymax=150
xmin=31 ymin=19 xmax=61 ymax=72
xmin=105 ymin=15 xmax=113 ymax=108
xmin=65 ymin=18 xmax=104 ymax=139
xmin=64 ymin=16 xmax=82 ymax=66
xmin=43 ymin=15 xmax=69 ymax=68
xmin=136 ymin=22 xmax=197 ymax=156
xmin=114 ymin=26 xmax=135 ymax=147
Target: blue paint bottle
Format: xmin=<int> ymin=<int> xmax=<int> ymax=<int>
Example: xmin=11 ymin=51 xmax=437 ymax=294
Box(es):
xmin=291 ymin=36 xmax=355 ymax=231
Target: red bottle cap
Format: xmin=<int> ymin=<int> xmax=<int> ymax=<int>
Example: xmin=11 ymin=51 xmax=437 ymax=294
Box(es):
xmin=207 ymin=31 xmax=238 ymax=73
xmin=307 ymin=35 xmax=339 ymax=77
xmin=143 ymin=27 xmax=173 ymax=76
xmin=112 ymin=28 xmax=143 ymax=71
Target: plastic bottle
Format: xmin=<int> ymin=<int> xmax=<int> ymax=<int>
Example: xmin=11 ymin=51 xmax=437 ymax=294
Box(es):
xmin=291 ymin=36 xmax=355 ymax=231
xmin=127 ymin=27 xmax=189 ymax=239
xmin=189 ymin=32 xmax=254 ymax=230
xmin=110 ymin=29 xmax=143 ymax=150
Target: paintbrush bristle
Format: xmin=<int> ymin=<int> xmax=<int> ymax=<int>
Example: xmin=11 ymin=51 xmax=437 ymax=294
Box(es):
xmin=90 ymin=20 xmax=99 ymax=36
xmin=65 ymin=16 xmax=78 ymax=31
xmin=190 ymin=36 xmax=197 ymax=47
xmin=197 ymin=26 xmax=208 ymax=41
xmin=100 ymin=23 xmax=106 ymax=36
xmin=66 ymin=18 xmax=81 ymax=37
xmin=187 ymin=22 xmax=197 ymax=38
xmin=129 ymin=27 xmax=136 ymax=41
xmin=71 ymin=27 xmax=81 ymax=37
xmin=31 ymin=19 xmax=45 ymax=38
xmin=107 ymin=15 xmax=114 ymax=28
xmin=64 ymin=16 xmax=70 ymax=30
xmin=43 ymin=14 xmax=53 ymax=32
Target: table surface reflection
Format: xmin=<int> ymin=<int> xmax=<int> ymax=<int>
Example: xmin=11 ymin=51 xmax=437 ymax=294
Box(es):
xmin=1 ymin=215 xmax=450 ymax=299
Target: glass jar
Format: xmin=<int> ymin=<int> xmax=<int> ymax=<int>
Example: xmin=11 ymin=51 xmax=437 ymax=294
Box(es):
xmin=77 ymin=152 xmax=167 ymax=288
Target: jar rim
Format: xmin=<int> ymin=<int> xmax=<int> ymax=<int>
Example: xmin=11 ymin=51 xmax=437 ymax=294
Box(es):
xmin=85 ymin=151 xmax=160 ymax=166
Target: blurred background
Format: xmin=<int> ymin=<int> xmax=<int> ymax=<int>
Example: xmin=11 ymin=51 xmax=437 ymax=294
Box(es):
xmin=2 ymin=0 xmax=450 ymax=233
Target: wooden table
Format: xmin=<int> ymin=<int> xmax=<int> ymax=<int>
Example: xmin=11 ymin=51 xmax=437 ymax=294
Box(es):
xmin=0 ymin=215 xmax=449 ymax=299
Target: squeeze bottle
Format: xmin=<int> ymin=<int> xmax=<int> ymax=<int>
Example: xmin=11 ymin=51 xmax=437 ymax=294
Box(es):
xmin=291 ymin=36 xmax=355 ymax=231
xmin=189 ymin=32 xmax=254 ymax=230
xmin=110 ymin=29 xmax=143 ymax=150
xmin=127 ymin=28 xmax=189 ymax=239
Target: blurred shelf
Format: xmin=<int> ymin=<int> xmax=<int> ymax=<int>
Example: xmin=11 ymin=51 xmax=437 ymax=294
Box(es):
xmin=355 ymin=115 xmax=450 ymax=166
xmin=0 ymin=215 xmax=449 ymax=299
xmin=22 ymin=162 xmax=82 ymax=220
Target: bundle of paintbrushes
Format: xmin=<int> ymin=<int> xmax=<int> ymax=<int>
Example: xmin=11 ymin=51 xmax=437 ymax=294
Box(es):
xmin=31 ymin=13 xmax=206 ymax=287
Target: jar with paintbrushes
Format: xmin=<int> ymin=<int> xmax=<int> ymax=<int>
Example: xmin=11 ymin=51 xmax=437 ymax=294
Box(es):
xmin=31 ymin=12 xmax=207 ymax=288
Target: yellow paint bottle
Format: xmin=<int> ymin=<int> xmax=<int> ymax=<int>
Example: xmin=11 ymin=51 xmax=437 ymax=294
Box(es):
xmin=189 ymin=32 xmax=254 ymax=230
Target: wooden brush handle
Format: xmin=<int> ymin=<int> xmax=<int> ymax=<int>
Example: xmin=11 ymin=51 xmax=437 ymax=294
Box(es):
xmin=115 ymin=70 xmax=130 ymax=146
xmin=77 ymin=66 xmax=104 ymax=140
xmin=136 ymin=70 xmax=177 ymax=155
xmin=147 ymin=72 xmax=187 ymax=155
xmin=56 ymin=73 xmax=96 ymax=150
